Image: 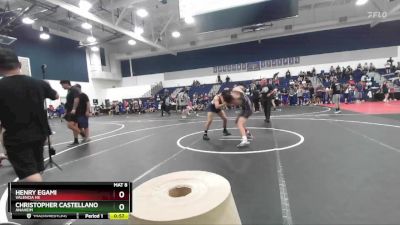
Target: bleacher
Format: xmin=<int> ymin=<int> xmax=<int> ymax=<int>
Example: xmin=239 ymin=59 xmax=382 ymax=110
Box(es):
xmin=154 ymin=67 xmax=398 ymax=101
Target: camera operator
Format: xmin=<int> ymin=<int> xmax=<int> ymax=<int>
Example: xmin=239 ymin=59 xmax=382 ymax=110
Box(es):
xmin=0 ymin=48 xmax=58 ymax=181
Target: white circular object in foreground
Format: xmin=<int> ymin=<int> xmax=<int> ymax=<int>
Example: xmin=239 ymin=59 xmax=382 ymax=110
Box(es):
xmin=130 ymin=171 xmax=241 ymax=224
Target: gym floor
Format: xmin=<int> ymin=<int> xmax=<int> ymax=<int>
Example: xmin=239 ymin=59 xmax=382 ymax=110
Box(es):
xmin=1 ymin=105 xmax=400 ymax=225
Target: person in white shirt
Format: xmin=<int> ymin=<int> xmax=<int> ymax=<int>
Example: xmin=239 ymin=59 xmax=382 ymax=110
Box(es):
xmin=385 ymin=62 xmax=391 ymax=74
xmin=177 ymin=89 xmax=190 ymax=119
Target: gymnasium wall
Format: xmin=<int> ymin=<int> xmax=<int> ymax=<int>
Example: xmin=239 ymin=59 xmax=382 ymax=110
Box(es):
xmin=129 ymin=20 xmax=400 ymax=76
xmin=9 ymin=27 xmax=89 ymax=82
xmin=122 ymin=46 xmax=399 ymax=88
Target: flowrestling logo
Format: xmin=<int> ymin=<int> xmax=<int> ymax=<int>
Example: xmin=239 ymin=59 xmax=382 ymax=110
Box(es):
xmin=368 ymin=11 xmax=388 ymax=18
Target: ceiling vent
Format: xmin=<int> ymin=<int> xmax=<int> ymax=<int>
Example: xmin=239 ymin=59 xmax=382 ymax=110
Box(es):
xmin=285 ymin=25 xmax=293 ymax=31
xmin=339 ymin=16 xmax=348 ymax=23
xmin=0 ymin=34 xmax=17 ymax=45
xmin=190 ymin=41 xmax=196 ymax=46
xmin=150 ymin=47 xmax=157 ymax=52
xmin=230 ymin=34 xmax=238 ymax=40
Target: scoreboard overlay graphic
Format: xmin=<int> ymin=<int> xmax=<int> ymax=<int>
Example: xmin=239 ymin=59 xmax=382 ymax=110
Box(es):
xmin=8 ymin=182 xmax=132 ymax=220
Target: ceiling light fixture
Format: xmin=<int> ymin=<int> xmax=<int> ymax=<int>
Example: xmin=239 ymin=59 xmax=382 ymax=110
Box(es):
xmin=128 ymin=39 xmax=137 ymax=45
xmin=87 ymin=36 xmax=96 ymax=43
xmin=81 ymin=22 xmax=92 ymax=30
xmin=79 ymin=0 xmax=92 ymax=11
xmin=134 ymin=26 xmax=144 ymax=35
xmin=171 ymin=31 xmax=181 ymax=38
xmin=22 ymin=17 xmax=35 ymax=24
xmin=184 ymin=16 xmax=195 ymax=24
xmin=355 ymin=0 xmax=368 ymax=6
xmin=136 ymin=9 xmax=149 ymax=18
xmin=91 ymin=46 xmax=99 ymax=51
xmin=39 ymin=33 xmax=50 ymax=40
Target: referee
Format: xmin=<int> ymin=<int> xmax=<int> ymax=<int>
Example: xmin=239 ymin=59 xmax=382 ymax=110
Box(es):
xmin=0 ymin=48 xmax=59 ymax=182
xmin=260 ymin=79 xmax=276 ymax=123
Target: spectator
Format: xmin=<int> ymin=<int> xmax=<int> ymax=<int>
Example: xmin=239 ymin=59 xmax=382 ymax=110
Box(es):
xmin=397 ymin=62 xmax=400 ymax=70
xmin=0 ymin=47 xmax=59 ymax=181
xmin=161 ymin=93 xmax=171 ymax=116
xmin=382 ymin=81 xmax=389 ymax=103
xmin=226 ymin=76 xmax=230 ymax=83
xmin=252 ymin=88 xmax=260 ymax=112
xmin=357 ymin=63 xmax=362 ymax=70
xmin=311 ymin=67 xmax=316 ymax=77
xmin=369 ymin=63 xmax=376 ymax=72
xmin=297 ymin=85 xmax=304 ymax=106
xmin=289 ymin=85 xmax=297 ymax=106
xmin=385 ymin=61 xmax=391 ymax=74
xmin=336 ymin=65 xmax=341 ymax=74
xmin=315 ymin=85 xmax=323 ymax=105
xmin=363 ymin=62 xmax=369 ymax=72
xmin=343 ymin=84 xmax=350 ymax=104
xmin=217 ymin=74 xmax=222 ymax=83
xmin=286 ymin=70 xmax=291 ymax=79
xmin=387 ymin=57 xmax=394 ymax=68
xmin=330 ymin=66 xmax=335 ymax=75
xmin=309 ymin=84 xmax=315 ymax=104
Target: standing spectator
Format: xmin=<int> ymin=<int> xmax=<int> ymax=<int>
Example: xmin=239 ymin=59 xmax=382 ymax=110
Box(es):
xmin=297 ymin=85 xmax=304 ymax=106
xmin=382 ymin=81 xmax=389 ymax=103
xmin=363 ymin=63 xmax=369 ymax=72
xmin=285 ymin=70 xmax=291 ymax=79
xmin=74 ymin=84 xmax=90 ymax=142
xmin=225 ymin=76 xmax=231 ymax=83
xmin=178 ymin=89 xmax=190 ymax=119
xmin=281 ymin=88 xmax=288 ymax=105
xmin=311 ymin=67 xmax=316 ymax=77
xmin=385 ymin=61 xmax=391 ymax=74
xmin=161 ymin=93 xmax=171 ymax=116
xmin=0 ymin=47 xmax=59 ymax=181
xmin=387 ymin=57 xmax=394 ymax=68
xmin=315 ymin=85 xmax=323 ymax=105
xmin=60 ymin=80 xmax=84 ymax=145
xmin=330 ymin=66 xmax=335 ymax=76
xmin=260 ymin=80 xmax=275 ymax=123
xmin=289 ymin=85 xmax=297 ymax=106
xmin=343 ymin=84 xmax=350 ymax=104
xmin=336 ymin=65 xmax=341 ymax=74
xmin=331 ymin=77 xmax=342 ymax=114
xmin=217 ymin=73 xmax=222 ymax=83
xmin=369 ymin=63 xmax=376 ymax=72
xmin=357 ymin=63 xmax=362 ymax=70
xmin=309 ymin=84 xmax=315 ymax=104
xmin=252 ymin=88 xmax=260 ymax=112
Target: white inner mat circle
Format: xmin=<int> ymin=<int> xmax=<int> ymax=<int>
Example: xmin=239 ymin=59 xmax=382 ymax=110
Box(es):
xmin=177 ymin=127 xmax=304 ymax=155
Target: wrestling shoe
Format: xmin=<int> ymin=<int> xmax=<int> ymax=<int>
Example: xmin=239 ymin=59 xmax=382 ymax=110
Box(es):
xmin=237 ymin=140 xmax=250 ymax=147
xmin=223 ymin=129 xmax=232 ymax=136
xmin=203 ymin=134 xmax=210 ymax=141
xmin=68 ymin=141 xmax=79 ymax=147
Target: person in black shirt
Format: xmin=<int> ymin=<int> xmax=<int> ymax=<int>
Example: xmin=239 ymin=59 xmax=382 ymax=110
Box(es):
xmin=161 ymin=93 xmax=171 ymax=117
xmin=252 ymin=88 xmax=260 ymax=112
xmin=60 ymin=80 xmax=84 ymax=145
xmin=75 ymin=84 xmax=90 ymax=141
xmin=260 ymin=80 xmax=276 ymax=123
xmin=0 ymin=47 xmax=58 ymax=181
xmin=330 ymin=77 xmax=342 ymax=114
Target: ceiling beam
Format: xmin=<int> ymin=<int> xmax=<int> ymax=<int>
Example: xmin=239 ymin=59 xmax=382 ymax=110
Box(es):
xmin=115 ymin=7 xmax=128 ymax=25
xmin=43 ymin=0 xmax=176 ymax=55
xmin=106 ymin=0 xmax=147 ymax=10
